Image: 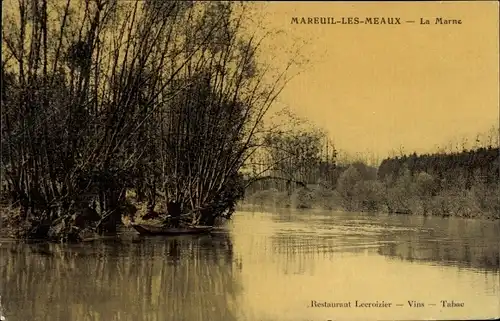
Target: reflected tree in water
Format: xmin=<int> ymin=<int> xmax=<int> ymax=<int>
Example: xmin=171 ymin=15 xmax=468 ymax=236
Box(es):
xmin=0 ymin=233 xmax=241 ymax=321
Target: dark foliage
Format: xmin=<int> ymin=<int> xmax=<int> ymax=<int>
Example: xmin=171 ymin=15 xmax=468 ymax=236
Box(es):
xmin=378 ymin=148 xmax=500 ymax=187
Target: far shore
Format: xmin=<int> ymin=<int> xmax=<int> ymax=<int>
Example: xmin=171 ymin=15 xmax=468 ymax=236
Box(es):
xmin=240 ymin=187 xmax=500 ymax=221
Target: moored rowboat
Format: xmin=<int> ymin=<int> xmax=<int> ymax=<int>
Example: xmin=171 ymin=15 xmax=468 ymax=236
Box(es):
xmin=131 ymin=223 xmax=213 ymax=236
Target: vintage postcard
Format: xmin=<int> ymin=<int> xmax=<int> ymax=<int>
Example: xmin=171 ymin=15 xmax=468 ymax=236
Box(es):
xmin=0 ymin=1 xmax=499 ymax=321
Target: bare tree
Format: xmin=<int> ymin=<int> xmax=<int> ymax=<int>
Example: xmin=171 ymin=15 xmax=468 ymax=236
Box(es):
xmin=1 ymin=1 xmax=297 ymax=240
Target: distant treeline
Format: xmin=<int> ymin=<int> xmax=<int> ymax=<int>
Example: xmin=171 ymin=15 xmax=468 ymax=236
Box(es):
xmin=245 ymin=145 xmax=500 ymax=219
xmin=378 ymin=147 xmax=500 ymax=186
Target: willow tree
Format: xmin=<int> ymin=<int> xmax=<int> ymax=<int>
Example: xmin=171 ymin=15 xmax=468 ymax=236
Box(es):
xmin=1 ymin=0 xmax=295 ymax=240
xmin=260 ymin=125 xmax=330 ymax=187
xmin=139 ymin=2 xmax=296 ymax=226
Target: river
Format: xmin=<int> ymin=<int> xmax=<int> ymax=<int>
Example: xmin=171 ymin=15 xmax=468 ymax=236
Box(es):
xmin=1 ymin=208 xmax=499 ymax=321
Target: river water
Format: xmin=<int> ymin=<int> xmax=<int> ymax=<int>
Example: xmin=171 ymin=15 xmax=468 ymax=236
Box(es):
xmin=1 ymin=208 xmax=499 ymax=321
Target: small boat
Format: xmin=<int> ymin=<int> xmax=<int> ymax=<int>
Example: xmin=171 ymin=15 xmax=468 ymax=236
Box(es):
xmin=131 ymin=223 xmax=213 ymax=236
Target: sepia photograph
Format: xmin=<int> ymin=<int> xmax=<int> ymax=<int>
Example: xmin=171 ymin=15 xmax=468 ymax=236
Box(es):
xmin=0 ymin=1 xmax=499 ymax=320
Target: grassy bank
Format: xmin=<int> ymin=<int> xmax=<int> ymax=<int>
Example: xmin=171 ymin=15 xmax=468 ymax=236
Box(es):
xmin=243 ymin=178 xmax=500 ymax=220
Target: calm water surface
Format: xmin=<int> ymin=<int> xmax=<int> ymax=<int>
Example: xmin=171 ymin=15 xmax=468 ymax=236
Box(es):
xmin=1 ymin=209 xmax=499 ymax=321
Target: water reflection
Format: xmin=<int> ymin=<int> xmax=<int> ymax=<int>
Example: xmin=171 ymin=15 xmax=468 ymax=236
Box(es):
xmin=0 ymin=233 xmax=241 ymax=321
xmin=376 ymin=216 xmax=500 ymax=272
xmin=0 ymin=295 xmax=5 ymax=321
xmin=230 ymin=210 xmax=500 ymax=321
xmin=267 ymin=209 xmax=500 ymax=272
xmin=1 ymin=210 xmax=499 ymax=321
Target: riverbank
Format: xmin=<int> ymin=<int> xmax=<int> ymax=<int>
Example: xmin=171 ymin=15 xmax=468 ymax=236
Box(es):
xmin=243 ymin=185 xmax=500 ymax=220
xmin=0 ymin=193 xmax=230 ymax=242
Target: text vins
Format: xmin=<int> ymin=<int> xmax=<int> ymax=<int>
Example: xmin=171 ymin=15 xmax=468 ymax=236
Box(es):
xmin=408 ymin=301 xmax=425 ymax=308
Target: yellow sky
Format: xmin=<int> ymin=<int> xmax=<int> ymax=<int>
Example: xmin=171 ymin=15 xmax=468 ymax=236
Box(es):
xmin=254 ymin=2 xmax=499 ymax=158
xmin=2 ymin=1 xmax=497 ymax=160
